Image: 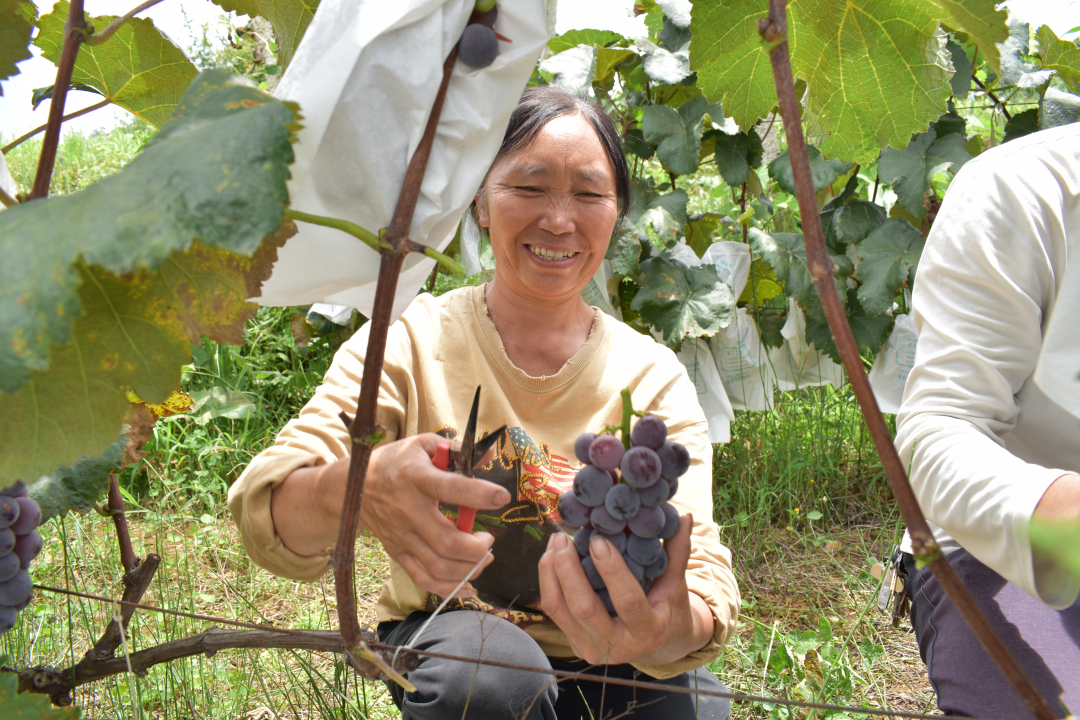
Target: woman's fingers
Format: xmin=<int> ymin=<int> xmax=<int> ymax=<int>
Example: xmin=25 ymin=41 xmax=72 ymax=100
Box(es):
xmin=652 ymin=514 xmax=693 ymax=593
xmin=394 ymin=549 xmax=481 ymax=598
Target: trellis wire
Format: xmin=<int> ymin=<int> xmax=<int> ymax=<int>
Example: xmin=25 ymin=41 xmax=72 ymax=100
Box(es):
xmin=27 ymin=582 xmax=983 ymax=720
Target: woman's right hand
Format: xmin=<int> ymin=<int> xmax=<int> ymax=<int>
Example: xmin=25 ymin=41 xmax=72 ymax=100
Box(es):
xmin=360 ymin=433 xmax=510 ymax=597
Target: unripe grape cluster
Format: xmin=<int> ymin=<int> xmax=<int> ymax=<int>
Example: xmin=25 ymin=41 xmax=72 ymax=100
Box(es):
xmin=557 ymin=415 xmax=690 ymax=615
xmin=458 ymin=1 xmax=501 ymax=69
xmin=0 ymin=482 xmax=42 ymax=634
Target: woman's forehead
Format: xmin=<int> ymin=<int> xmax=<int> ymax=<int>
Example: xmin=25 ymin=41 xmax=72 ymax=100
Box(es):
xmin=497 ymin=114 xmax=613 ymax=179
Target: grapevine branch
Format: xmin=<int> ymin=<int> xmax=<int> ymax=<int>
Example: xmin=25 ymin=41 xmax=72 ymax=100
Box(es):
xmin=106 ymin=473 xmax=136 ymax=572
xmin=17 ymin=582 xmax=983 ymax=720
xmin=30 ymin=0 xmax=87 ymax=199
xmin=331 ymin=45 xmax=459 ymax=677
xmin=1 ymin=99 xmax=110 ymax=156
xmin=758 ymin=3 xmax=1055 ymax=720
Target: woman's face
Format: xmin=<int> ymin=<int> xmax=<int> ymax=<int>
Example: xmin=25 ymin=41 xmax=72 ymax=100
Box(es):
xmin=477 ymin=113 xmax=619 ymax=305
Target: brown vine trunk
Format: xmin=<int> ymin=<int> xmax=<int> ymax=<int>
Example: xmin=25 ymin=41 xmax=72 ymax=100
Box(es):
xmin=758 ymin=3 xmax=1056 ymax=719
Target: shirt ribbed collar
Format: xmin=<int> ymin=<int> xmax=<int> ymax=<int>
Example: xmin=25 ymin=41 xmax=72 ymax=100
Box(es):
xmin=469 ymin=284 xmax=606 ymax=393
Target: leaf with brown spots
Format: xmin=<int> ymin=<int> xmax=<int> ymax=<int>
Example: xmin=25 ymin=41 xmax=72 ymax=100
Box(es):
xmin=0 ymin=227 xmax=290 ymax=486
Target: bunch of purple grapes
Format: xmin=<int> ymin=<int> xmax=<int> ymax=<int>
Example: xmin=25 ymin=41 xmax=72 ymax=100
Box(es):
xmin=459 ymin=2 xmax=501 ymax=69
xmin=557 ymin=414 xmax=691 ymax=615
xmin=0 ymin=482 xmax=42 ymax=634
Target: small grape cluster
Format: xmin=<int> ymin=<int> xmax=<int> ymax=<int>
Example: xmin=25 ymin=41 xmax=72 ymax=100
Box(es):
xmin=459 ymin=1 xmax=501 ymax=69
xmin=0 ymin=482 xmax=42 ymax=634
xmin=557 ymin=415 xmax=690 ymax=615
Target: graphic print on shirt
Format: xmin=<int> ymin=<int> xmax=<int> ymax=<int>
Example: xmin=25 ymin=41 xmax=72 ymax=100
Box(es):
xmin=428 ymin=423 xmax=576 ymax=625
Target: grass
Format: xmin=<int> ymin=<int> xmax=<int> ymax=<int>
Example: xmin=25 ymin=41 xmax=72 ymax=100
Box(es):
xmin=2 ymin=122 xmax=934 ymax=719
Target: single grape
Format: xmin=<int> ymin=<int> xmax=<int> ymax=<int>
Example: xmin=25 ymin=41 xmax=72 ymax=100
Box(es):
xmin=468 ymin=5 xmax=497 ymax=27
xmin=574 ymin=432 xmax=596 ymax=465
xmin=626 ymin=534 xmax=663 ymax=566
xmin=558 ymin=490 xmax=592 ymax=527
xmin=0 ymin=605 xmax=16 ymax=634
xmin=581 ymin=556 xmax=605 ymax=591
xmin=9 ymin=497 xmax=40 ymax=536
xmin=589 ymin=435 xmax=625 ymax=471
xmin=0 ymin=482 xmax=28 ymax=498
xmin=0 ymin=553 xmax=19 ymax=583
xmin=597 ymin=588 xmax=616 ymax=615
xmin=0 ymin=497 xmax=18 ymax=530
xmin=627 ymin=505 xmax=664 ymax=539
xmin=604 ymin=483 xmax=640 ymax=521
xmin=657 ymin=442 xmax=690 ymax=480
xmin=643 ymin=549 xmax=669 ymax=578
xmin=11 ymin=594 xmax=31 ymax=612
xmin=573 ymin=465 xmax=612 ymax=507
xmin=0 ymin=570 xmax=32 ymax=606
xmin=630 ymin=415 xmax=667 ymax=450
xmin=659 ymin=502 xmax=680 ymax=540
xmin=13 ymin=531 xmax=42 ymax=569
xmin=573 ymin=527 xmax=594 ymax=557
xmin=621 ymin=553 xmax=644 ymax=583
xmin=620 ymin=446 xmax=662 ymax=488
xmin=666 ymin=477 xmax=679 ymax=499
xmin=0 ymin=528 xmax=14 ymax=557
xmin=595 ymin=531 xmax=626 ymax=555
xmin=459 ymin=23 xmax=499 ymax=69
xmin=636 ymin=477 xmax=669 ymax=507
xmin=640 ymin=576 xmax=653 ymax=593
xmin=590 ymin=505 xmax=626 ymax=535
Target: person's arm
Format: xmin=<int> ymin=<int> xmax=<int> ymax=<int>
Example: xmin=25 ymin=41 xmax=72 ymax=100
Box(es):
xmin=895 ymin=139 xmax=1079 ymax=607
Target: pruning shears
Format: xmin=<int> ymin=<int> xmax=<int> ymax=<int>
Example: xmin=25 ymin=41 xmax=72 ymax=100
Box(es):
xmin=431 ymin=386 xmax=507 ymax=533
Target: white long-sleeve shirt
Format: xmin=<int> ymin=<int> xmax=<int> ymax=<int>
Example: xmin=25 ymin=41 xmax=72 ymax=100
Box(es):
xmin=896 ymin=122 xmax=1080 ymax=609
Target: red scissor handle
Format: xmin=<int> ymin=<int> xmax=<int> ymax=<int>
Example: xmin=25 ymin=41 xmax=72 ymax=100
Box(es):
xmin=432 ymin=441 xmax=477 ymax=533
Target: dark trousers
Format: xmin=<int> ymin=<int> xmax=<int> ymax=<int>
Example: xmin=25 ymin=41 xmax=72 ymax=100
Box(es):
xmin=377 ymin=610 xmax=732 ymax=720
xmin=904 ymin=549 xmax=1080 ymax=719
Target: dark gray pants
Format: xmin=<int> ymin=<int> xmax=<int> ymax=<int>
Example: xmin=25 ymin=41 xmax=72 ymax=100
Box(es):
xmin=377 ymin=610 xmax=732 ymax=720
xmin=904 ymin=549 xmax=1080 ymax=718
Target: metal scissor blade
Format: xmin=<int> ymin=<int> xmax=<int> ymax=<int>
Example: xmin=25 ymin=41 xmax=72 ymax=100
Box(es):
xmin=459 ymin=386 xmax=482 ymax=478
xmin=471 ymin=424 xmax=507 ymax=463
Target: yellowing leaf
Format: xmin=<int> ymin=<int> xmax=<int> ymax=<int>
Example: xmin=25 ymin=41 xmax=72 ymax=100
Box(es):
xmin=126 ymin=389 xmax=195 ymax=419
xmin=35 ymin=1 xmax=198 ymax=127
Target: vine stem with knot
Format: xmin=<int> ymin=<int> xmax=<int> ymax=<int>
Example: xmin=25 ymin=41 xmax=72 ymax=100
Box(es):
xmin=758 ymin=2 xmax=1054 ymax=718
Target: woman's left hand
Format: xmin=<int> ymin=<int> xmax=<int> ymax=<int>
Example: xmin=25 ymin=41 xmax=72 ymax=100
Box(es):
xmin=538 ymin=514 xmax=715 ymax=666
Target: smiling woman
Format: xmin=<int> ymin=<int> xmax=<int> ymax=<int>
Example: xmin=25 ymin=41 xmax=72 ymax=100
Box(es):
xmin=228 ymin=86 xmax=740 ymax=720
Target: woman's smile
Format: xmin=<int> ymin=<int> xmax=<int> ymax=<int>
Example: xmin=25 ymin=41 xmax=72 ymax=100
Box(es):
xmin=525 ymin=244 xmax=581 ymax=263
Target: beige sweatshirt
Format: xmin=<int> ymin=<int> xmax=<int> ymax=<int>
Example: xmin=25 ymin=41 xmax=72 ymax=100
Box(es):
xmin=228 ymin=284 xmax=740 ymax=677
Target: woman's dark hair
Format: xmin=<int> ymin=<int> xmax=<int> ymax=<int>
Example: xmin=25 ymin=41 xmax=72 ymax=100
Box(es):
xmin=479 ymin=86 xmax=631 ymax=221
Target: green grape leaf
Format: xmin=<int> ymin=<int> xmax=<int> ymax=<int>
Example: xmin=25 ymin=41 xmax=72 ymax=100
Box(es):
xmin=0 ymin=0 xmax=35 ymax=92
xmin=1040 ymin=87 xmax=1080 ymax=129
xmin=946 ymin=38 xmax=973 ymax=98
xmin=548 ymin=29 xmax=629 ymax=55
xmin=691 ymin=0 xmax=956 ymax=163
xmin=738 ymin=257 xmax=783 ymax=303
xmin=684 ymin=212 xmax=723 ymax=258
xmin=640 ymin=37 xmax=692 ymax=85
xmin=31 ymin=81 xmax=105 ymax=109
xmin=928 ymin=0 xmax=1007 ymax=77
xmin=642 ymin=96 xmax=721 ymax=176
xmin=0 ymin=70 xmax=298 ymax=394
xmin=1003 ymin=107 xmax=1040 ymax=143
xmin=855 ymin=219 xmax=925 ymax=315
xmin=0 ymin=231 xmax=288 ymax=485
xmin=645 ymin=188 xmax=690 ymax=227
xmin=820 ymin=175 xmax=887 ymax=253
xmin=768 ymin=147 xmax=852 ymax=197
xmin=755 ymin=305 xmax=787 ymax=348
xmin=607 ymin=232 xmax=642 ymax=277
xmin=804 ymin=290 xmax=894 ymax=364
xmin=658 ymin=15 xmax=692 ymax=53
xmin=29 ymin=436 xmax=125 ymax=521
xmin=208 ymin=0 xmax=317 ymax=71
xmin=631 ymin=257 xmax=735 ymax=345
xmin=749 ymin=228 xmax=847 ymax=313
xmin=35 ymin=2 xmax=199 ymax=127
xmin=999 ymin=20 xmax=1055 ymax=89
xmin=711 ymin=129 xmax=764 ymax=186
xmin=878 ymin=127 xmax=971 ymax=219
xmin=624 ymin=127 xmax=657 ymax=160
xmin=0 ymin=672 xmax=83 ymax=719
xmin=1038 ymin=25 xmax=1080 ymax=95
xmin=595 ymin=48 xmax=635 ymax=87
